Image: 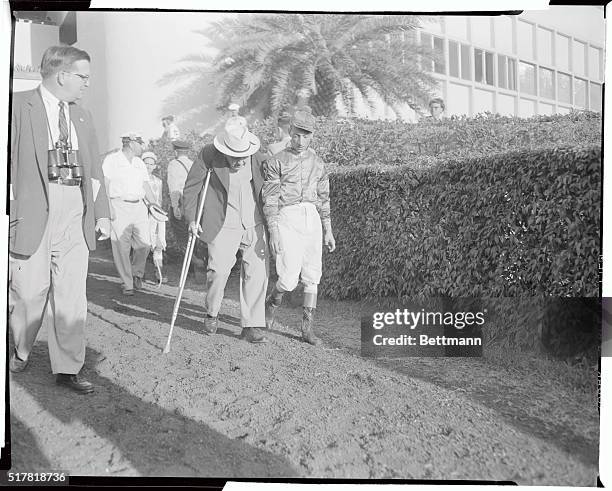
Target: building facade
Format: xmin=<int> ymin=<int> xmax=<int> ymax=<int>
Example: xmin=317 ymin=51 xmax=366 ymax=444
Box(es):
xmin=418 ymin=9 xmax=604 ymax=117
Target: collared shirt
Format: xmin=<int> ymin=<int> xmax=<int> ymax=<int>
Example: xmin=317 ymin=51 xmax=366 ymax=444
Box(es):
xmin=223 ymin=158 xmax=262 ymax=230
xmin=102 ymin=150 xmax=150 ymax=201
xmin=39 ymin=83 xmax=79 ymax=150
xmin=267 ymin=136 xmax=291 ymax=156
xmin=262 ymin=146 xmax=331 ymax=230
xmin=167 ymin=155 xmax=193 ymax=210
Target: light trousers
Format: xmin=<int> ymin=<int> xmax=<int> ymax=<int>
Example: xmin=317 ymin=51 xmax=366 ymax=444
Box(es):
xmin=275 ymin=203 xmax=322 ymax=295
xmin=9 ymin=183 xmax=88 ymax=374
xmin=206 ymin=223 xmax=268 ymax=327
xmin=109 ymin=199 xmax=151 ymax=290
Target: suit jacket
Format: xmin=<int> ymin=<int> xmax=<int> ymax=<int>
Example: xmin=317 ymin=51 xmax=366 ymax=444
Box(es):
xmin=9 ymin=87 xmax=110 ymax=256
xmin=183 ymin=144 xmax=266 ymax=244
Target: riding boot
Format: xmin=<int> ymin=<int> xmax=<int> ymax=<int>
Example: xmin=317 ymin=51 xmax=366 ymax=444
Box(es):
xmin=301 ymin=306 xmax=322 ymax=346
xmin=265 ymin=287 xmax=284 ymax=329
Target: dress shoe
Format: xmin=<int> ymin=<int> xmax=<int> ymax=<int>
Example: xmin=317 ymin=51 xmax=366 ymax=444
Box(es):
xmin=122 ymin=286 xmax=134 ymax=296
xmin=9 ymin=350 xmax=28 ymax=373
xmin=56 ymin=373 xmax=95 ymax=394
xmin=203 ymin=315 xmax=218 ymax=334
xmin=133 ymin=276 xmax=143 ymax=290
xmin=240 ymin=327 xmax=268 ymax=344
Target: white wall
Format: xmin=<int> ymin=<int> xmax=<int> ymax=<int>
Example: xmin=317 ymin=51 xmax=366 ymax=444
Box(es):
xmin=76 ymin=11 xmax=228 ymax=152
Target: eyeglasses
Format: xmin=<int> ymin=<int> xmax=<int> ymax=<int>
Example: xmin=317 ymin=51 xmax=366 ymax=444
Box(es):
xmin=65 ymin=72 xmax=90 ymax=83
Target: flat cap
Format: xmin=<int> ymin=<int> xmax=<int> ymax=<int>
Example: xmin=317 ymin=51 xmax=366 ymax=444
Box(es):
xmin=172 ymin=139 xmax=191 ymax=150
xmin=291 ymin=109 xmax=315 ymax=133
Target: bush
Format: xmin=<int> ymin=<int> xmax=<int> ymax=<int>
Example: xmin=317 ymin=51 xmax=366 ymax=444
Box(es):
xmin=321 ymin=145 xmax=601 ymax=300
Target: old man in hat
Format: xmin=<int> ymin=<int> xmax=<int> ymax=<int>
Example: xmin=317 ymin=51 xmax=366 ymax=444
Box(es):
xmin=183 ymin=121 xmax=269 ymax=343
xmin=262 ymin=109 xmax=336 ymax=346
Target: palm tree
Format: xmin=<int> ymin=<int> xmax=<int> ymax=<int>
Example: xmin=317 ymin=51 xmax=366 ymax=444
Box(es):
xmin=159 ymin=13 xmax=438 ymax=121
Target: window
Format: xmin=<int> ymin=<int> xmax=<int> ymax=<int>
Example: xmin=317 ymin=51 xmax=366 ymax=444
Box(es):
xmin=494 ymin=16 xmax=513 ymax=53
xmin=573 ymin=40 xmax=586 ymax=77
xmin=557 ymin=72 xmax=571 ymax=104
xmin=537 ymin=27 xmax=553 ymax=66
xmin=574 ymin=78 xmax=587 ymax=108
xmin=474 ymin=48 xmax=494 ymax=85
xmin=447 ymin=41 xmax=472 ymax=80
xmin=557 ymin=106 xmax=571 ymax=115
xmin=539 ymin=68 xmax=554 ymax=99
xmin=498 ymin=55 xmax=517 ymax=91
xmin=556 ymin=34 xmax=570 ymax=71
xmin=519 ymin=62 xmax=536 ymax=95
xmin=471 ymin=16 xmax=492 ymax=48
xmin=589 ymin=46 xmax=602 ymax=81
xmin=449 ymin=40 xmax=459 ymax=77
xmin=508 ymin=59 xmax=517 ymax=91
xmin=460 ymin=44 xmax=471 ymax=80
xmin=517 ymin=21 xmax=535 ymax=59
xmin=421 ymin=33 xmax=445 ymax=74
xmin=433 ymin=36 xmax=445 ymax=74
xmin=590 ymin=82 xmax=602 ymax=111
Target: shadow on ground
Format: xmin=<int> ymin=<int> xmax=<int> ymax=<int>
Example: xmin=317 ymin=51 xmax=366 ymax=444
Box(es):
xmin=10 ymin=344 xmax=298 ymax=478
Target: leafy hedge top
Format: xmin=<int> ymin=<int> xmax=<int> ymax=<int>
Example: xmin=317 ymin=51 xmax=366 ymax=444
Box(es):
xmin=150 ymin=111 xmax=601 ymax=171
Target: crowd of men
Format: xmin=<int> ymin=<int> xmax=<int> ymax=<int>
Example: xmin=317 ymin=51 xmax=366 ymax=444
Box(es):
xmin=7 ymin=45 xmax=336 ymax=395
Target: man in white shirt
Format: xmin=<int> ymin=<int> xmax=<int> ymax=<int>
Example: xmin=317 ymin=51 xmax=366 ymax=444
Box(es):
xmin=102 ymin=133 xmax=157 ymax=295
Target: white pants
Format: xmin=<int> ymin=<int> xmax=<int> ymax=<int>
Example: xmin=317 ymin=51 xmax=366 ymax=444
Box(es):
xmin=110 ymin=199 xmax=151 ymax=290
xmin=275 ymin=203 xmax=322 ymax=295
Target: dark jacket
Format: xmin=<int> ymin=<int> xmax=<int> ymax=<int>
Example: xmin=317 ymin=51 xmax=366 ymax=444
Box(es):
xmin=183 ymin=144 xmax=266 ymax=243
xmin=9 ymin=87 xmax=110 ymax=256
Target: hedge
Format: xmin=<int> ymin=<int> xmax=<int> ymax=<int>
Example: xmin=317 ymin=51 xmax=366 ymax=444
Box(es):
xmin=147 ymin=114 xmax=601 ymax=290
xmin=321 ymin=145 xmax=601 ymax=300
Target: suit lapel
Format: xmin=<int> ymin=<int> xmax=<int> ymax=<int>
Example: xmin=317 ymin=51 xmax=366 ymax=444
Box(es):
xmin=213 ymin=154 xmax=230 ymax=193
xmin=71 ymin=105 xmax=88 ymax=166
xmin=28 ymin=89 xmax=49 ymax=180
xmin=251 ymin=153 xmax=264 ymax=197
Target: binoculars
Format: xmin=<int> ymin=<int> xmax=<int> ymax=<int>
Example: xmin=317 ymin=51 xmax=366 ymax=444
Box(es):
xmin=48 ymin=142 xmax=83 ymax=181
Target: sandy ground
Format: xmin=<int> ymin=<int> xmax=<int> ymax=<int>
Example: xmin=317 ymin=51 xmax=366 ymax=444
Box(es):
xmin=7 ymin=246 xmax=600 ymax=484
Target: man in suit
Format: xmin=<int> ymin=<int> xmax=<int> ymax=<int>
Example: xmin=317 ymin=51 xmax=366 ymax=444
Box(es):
xmin=183 ymin=122 xmax=269 ymax=344
xmin=8 ymin=45 xmax=111 ymax=394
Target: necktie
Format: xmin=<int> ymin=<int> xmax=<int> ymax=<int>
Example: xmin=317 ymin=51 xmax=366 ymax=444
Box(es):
xmin=58 ymin=101 xmax=68 ymax=145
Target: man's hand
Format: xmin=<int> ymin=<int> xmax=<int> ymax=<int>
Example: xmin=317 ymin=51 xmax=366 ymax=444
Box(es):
xmin=189 ymin=221 xmax=202 ymax=237
xmin=324 ymin=230 xmax=336 ymax=252
xmin=269 ymin=228 xmax=283 ymax=257
xmin=173 ymin=207 xmax=182 ymax=220
xmin=96 ymin=218 xmax=111 ymax=240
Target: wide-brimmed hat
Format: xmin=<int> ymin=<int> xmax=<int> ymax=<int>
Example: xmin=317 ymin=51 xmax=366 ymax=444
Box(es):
xmin=213 ymin=123 xmax=260 ymax=157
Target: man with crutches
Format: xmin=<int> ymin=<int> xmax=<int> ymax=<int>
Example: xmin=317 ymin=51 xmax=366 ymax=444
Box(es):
xmin=262 ymin=109 xmax=336 ymax=346
xmin=182 ymin=121 xmax=270 ymax=344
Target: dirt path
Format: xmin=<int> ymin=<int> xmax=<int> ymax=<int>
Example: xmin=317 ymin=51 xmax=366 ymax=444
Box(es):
xmin=8 ymin=248 xmax=599 ymax=484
